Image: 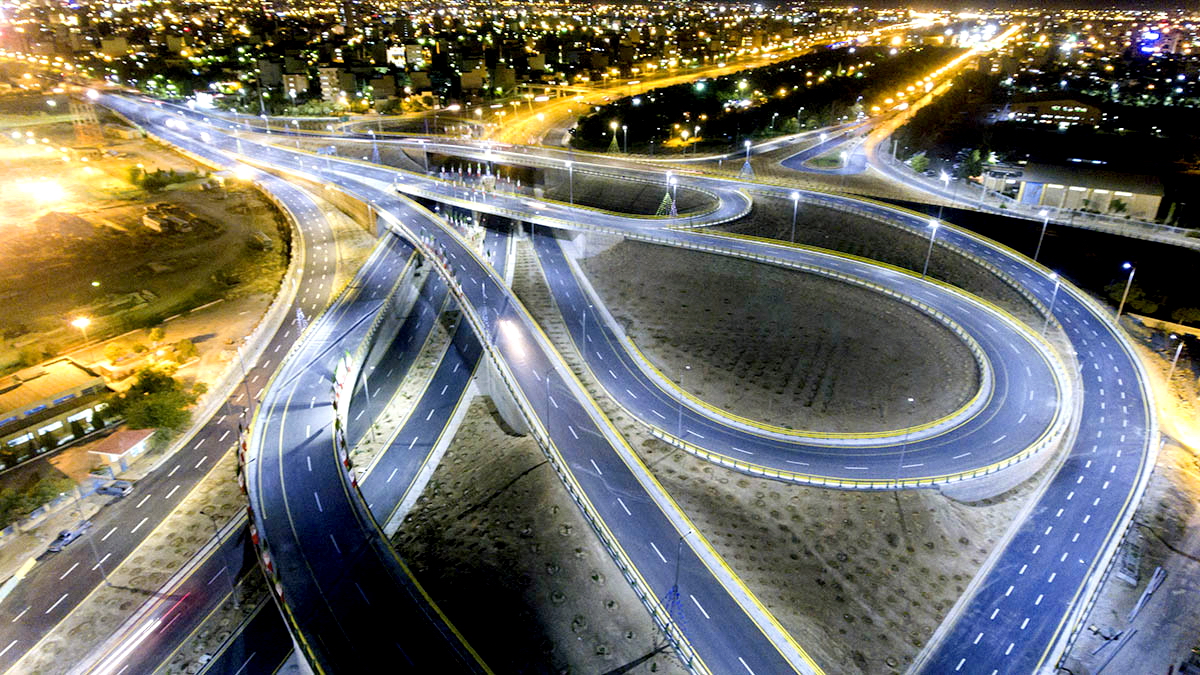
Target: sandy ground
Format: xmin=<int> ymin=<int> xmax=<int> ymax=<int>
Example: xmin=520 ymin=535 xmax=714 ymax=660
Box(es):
xmin=578 ymin=239 xmax=979 ymax=432
xmin=721 ymin=195 xmax=1040 ymax=328
xmin=392 ymin=398 xmax=689 ymax=675
xmin=0 ymin=115 xmax=286 ymax=374
xmin=508 ymin=238 xmax=1048 ymax=673
xmin=1062 ymin=343 xmax=1200 ymax=674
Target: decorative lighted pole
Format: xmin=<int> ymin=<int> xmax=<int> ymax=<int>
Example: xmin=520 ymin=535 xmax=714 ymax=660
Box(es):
xmin=610 ymin=120 xmax=619 ymax=149
xmin=743 ymin=139 xmax=752 ymax=162
xmin=676 ymin=365 xmax=691 ymax=440
xmin=936 ymin=170 xmax=951 ymax=221
xmin=1042 ymin=272 xmax=1061 ymax=336
xmin=71 ymin=317 xmax=92 ymax=363
xmin=1034 ymin=209 xmax=1050 ymax=262
xmin=1167 ymin=334 xmax=1186 ymax=383
xmin=897 ymin=396 xmax=915 ymax=486
xmin=790 ymin=191 xmax=800 ymax=243
xmin=921 ymin=220 xmax=939 ymax=280
xmin=622 ymin=124 xmax=628 ymax=153
xmin=1115 ymin=262 xmax=1136 ymax=321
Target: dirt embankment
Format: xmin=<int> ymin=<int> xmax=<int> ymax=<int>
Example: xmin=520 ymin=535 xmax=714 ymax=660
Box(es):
xmin=393 ymin=398 xmax=688 ymax=675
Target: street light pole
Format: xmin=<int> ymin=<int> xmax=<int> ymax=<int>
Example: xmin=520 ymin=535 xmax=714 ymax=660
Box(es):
xmin=200 ymin=507 xmax=240 ymax=609
xmin=1167 ymin=335 xmax=1186 ymax=383
xmin=71 ymin=317 xmax=92 ymax=364
xmin=677 ymin=365 xmax=691 ymax=439
xmin=1042 ymin=273 xmax=1060 ymax=336
xmin=937 ymin=171 xmax=950 ymax=221
xmin=790 ymin=191 xmax=800 ymax=243
xmin=898 ymin=396 xmax=914 ymax=487
xmin=622 ymin=124 xmax=628 ymax=153
xmin=921 ymin=221 xmax=938 ymax=280
xmin=1115 ymin=262 xmax=1136 ymax=321
xmin=64 ymin=489 xmax=110 ymax=586
xmin=1034 ymin=209 xmax=1050 ymax=262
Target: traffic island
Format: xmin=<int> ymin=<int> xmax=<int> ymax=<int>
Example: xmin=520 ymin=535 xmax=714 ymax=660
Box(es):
xmin=578 ymin=239 xmax=979 ymax=433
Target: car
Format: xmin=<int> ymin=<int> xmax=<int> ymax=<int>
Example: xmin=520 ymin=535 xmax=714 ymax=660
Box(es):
xmin=97 ymin=480 xmax=134 ymax=497
xmin=48 ymin=521 xmax=93 ymax=552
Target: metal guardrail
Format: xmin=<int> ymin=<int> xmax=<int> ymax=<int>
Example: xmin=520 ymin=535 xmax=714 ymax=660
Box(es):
xmin=875 ymin=148 xmax=1200 ymax=251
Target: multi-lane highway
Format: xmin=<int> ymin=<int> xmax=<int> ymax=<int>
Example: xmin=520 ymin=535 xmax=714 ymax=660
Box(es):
xmin=60 ymin=93 xmax=1155 ymax=675
xmin=0 ymin=146 xmax=345 ymax=673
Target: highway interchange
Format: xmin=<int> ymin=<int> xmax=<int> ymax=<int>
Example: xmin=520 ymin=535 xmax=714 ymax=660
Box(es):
xmin=3 ymin=90 xmax=1156 ymax=675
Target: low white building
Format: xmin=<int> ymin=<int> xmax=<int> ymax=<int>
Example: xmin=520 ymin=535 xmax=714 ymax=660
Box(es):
xmin=982 ymin=162 xmax=1163 ymax=221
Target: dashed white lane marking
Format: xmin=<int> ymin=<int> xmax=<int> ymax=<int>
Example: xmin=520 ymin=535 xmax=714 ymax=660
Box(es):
xmin=165 ymin=485 xmax=180 ymax=500
xmin=589 ymin=459 xmax=603 ymax=475
xmin=650 ymin=542 xmax=668 ymax=564
xmin=195 ymin=456 xmax=209 ymax=469
xmin=131 ymin=517 xmax=148 ymax=534
xmin=617 ymin=498 xmax=632 ymax=516
xmin=44 ymin=594 xmax=69 ymax=615
xmin=690 ymin=594 xmax=711 ymax=619
xmin=102 ymin=527 xmax=117 ymax=541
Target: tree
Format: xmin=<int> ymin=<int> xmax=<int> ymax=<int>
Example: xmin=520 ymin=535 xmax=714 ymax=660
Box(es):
xmin=148 ymin=326 xmax=165 ymax=346
xmin=1105 ymin=282 xmax=1161 ymax=315
xmin=18 ymin=344 xmax=46 ymax=367
xmin=122 ymin=390 xmax=192 ymax=430
xmin=908 ymin=151 xmax=930 ymax=173
xmin=175 ymin=338 xmax=199 ymax=362
xmin=108 ymin=366 xmax=201 ymax=432
xmin=102 ymin=342 xmax=125 ymax=363
xmin=1171 ymin=307 xmax=1200 ymax=326
xmin=1110 ymin=199 xmax=1129 ymax=215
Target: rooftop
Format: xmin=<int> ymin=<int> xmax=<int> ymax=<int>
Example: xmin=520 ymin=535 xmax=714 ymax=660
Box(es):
xmin=1015 ymin=162 xmax=1164 ymax=196
xmin=0 ymin=358 xmax=106 ymax=417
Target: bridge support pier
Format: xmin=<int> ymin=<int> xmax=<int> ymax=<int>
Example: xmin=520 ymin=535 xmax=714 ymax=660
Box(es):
xmin=475 ymin=352 xmax=529 ymax=436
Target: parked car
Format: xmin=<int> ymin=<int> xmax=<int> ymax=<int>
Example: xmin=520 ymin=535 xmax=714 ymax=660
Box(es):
xmin=97 ymin=480 xmax=134 ymax=498
xmin=48 ymin=521 xmax=93 ymax=552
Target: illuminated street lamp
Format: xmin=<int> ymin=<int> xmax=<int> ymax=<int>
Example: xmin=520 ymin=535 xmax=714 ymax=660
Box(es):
xmin=622 ymin=124 xmax=628 ymax=153
xmin=71 ymin=317 xmax=92 ymax=363
xmin=1034 ymin=209 xmax=1051 ymax=262
xmin=921 ymin=220 xmax=938 ymax=279
xmin=1167 ymin=334 xmax=1186 ymax=383
xmin=609 ymin=120 xmax=619 ymax=148
xmin=1115 ymin=262 xmax=1136 ymax=321
xmin=743 ymin=139 xmax=752 ymax=162
xmin=1042 ymin=273 xmax=1060 ymax=335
